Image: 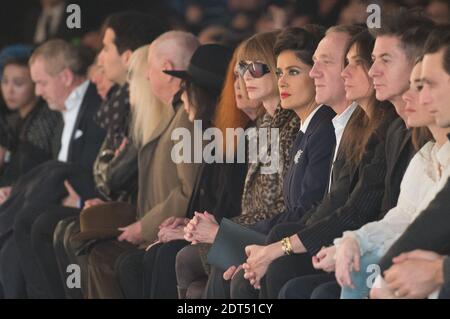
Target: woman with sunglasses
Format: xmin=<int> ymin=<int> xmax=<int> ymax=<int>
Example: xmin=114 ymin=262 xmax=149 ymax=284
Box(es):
xmin=244 ymin=25 xmax=337 ymax=235
xmin=184 ymin=30 xmax=300 ymax=237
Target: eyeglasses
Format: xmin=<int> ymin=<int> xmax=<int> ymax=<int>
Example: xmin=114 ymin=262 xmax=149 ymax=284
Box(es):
xmin=238 ymin=61 xmax=271 ymax=78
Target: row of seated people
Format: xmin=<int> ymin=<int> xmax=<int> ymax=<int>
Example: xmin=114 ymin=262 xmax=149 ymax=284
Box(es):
xmin=0 ymin=9 xmax=449 ymax=299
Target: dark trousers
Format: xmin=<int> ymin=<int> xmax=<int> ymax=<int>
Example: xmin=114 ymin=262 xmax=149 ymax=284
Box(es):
xmin=278 ymin=273 xmax=338 ymax=299
xmin=204 ymin=266 xmax=231 ymax=299
xmin=0 ymin=236 xmax=27 ymax=298
xmin=14 ymin=203 xmax=56 ymax=298
xmin=311 ymin=280 xmax=341 ymax=299
xmin=263 ymin=253 xmax=320 ymax=298
xmin=115 ymin=249 xmax=145 ymax=299
xmin=230 ymin=222 xmax=319 ymax=299
xmin=116 ymin=240 xmax=188 ymax=299
xmin=146 ymin=240 xmax=189 ymax=299
xmin=31 ymin=206 xmax=80 ymax=299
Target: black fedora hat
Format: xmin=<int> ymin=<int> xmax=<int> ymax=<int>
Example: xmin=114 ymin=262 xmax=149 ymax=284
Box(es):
xmin=163 ymin=44 xmax=232 ymax=93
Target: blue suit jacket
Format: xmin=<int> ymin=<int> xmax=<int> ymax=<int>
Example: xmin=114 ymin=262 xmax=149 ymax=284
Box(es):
xmin=251 ymin=105 xmax=336 ymax=234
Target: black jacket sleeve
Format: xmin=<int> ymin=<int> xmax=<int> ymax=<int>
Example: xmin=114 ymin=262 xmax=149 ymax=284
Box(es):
xmin=297 ymin=131 xmax=388 ymax=255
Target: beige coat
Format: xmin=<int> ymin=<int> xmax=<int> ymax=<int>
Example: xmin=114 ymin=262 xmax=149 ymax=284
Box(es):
xmin=137 ymin=105 xmax=201 ymax=242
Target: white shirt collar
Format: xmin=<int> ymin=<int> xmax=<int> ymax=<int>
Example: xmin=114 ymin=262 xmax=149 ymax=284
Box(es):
xmin=332 ymin=102 xmax=358 ymax=131
xmin=64 ymin=80 xmax=89 ymax=114
xmin=300 ymin=104 xmax=323 ymax=134
xmin=57 ymin=81 xmax=89 ymax=162
xmin=329 ymin=101 xmax=358 ymax=175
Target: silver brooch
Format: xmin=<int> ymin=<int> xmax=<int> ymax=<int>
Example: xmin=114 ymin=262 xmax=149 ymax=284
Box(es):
xmin=294 ymin=149 xmax=303 ymax=164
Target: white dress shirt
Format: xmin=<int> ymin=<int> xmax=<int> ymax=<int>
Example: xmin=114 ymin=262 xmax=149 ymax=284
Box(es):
xmin=58 ymin=80 xmax=89 ymax=162
xmin=328 ymin=102 xmax=358 ymax=192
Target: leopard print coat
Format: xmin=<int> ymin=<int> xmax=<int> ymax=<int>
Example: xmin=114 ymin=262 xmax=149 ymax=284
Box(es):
xmin=197 ymin=106 xmax=300 ymax=274
xmin=234 ymin=105 xmax=300 ymax=226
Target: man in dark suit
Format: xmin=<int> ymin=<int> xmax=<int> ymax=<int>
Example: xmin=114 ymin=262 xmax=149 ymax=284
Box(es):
xmin=0 ymin=39 xmax=105 ymax=298
xmin=371 ymin=25 xmax=450 ymax=300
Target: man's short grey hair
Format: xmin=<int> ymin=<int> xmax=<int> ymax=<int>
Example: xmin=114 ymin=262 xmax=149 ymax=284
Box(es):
xmin=151 ymin=31 xmax=200 ymax=69
xmin=29 ymin=39 xmax=93 ymax=77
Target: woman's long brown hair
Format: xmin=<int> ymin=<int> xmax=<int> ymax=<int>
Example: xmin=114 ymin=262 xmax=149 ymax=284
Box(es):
xmin=339 ymin=30 xmax=389 ymax=166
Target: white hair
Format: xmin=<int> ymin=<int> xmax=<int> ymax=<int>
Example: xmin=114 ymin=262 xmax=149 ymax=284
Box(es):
xmin=129 ymin=45 xmax=174 ymax=147
xmin=151 ymin=31 xmax=200 ymax=69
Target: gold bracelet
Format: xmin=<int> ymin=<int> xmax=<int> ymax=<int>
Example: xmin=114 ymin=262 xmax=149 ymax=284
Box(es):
xmin=282 ymin=237 xmax=293 ymax=255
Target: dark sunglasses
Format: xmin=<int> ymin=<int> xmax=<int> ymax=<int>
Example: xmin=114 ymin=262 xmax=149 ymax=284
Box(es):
xmin=238 ymin=61 xmax=271 ymax=78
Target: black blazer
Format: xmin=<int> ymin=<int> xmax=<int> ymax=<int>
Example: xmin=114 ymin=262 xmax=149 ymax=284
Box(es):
xmin=52 ymin=82 xmax=106 ymax=171
xmin=295 ymin=106 xmax=399 ymax=254
xmin=251 ymin=105 xmax=336 ymax=234
xmin=379 ymin=117 xmax=417 ymax=217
